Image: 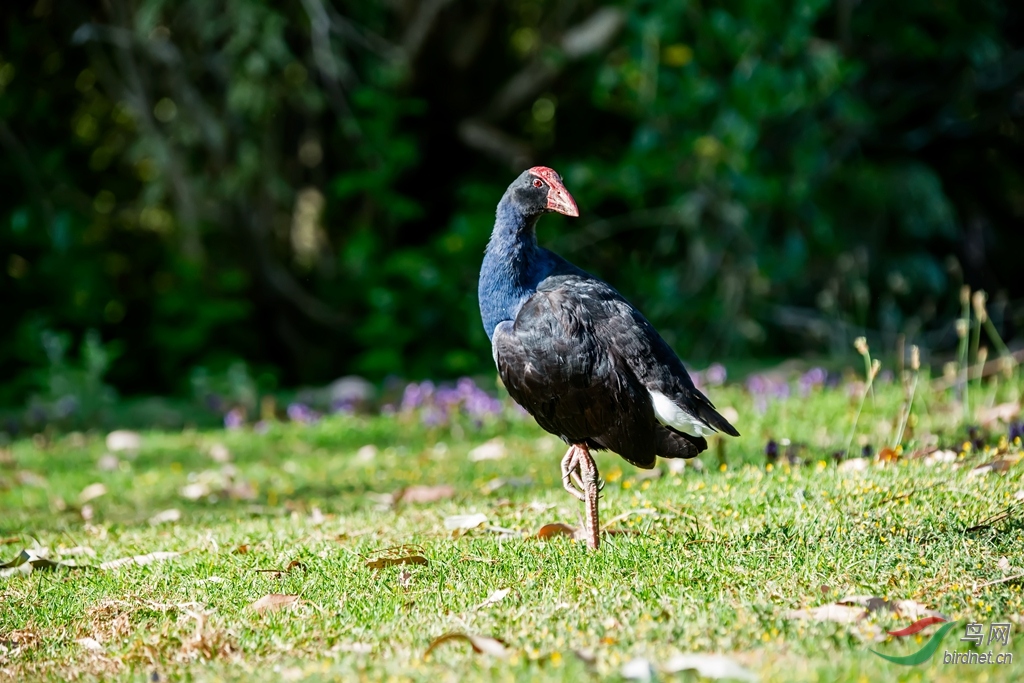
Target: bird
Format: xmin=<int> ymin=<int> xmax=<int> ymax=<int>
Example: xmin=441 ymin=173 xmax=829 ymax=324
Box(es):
xmin=478 ymin=166 xmax=739 ymax=550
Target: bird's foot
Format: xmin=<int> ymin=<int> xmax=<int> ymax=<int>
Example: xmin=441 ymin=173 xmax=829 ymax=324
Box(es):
xmin=560 ymin=446 xmax=586 ymax=502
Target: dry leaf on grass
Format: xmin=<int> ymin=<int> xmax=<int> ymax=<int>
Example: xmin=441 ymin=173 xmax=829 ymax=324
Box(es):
xmin=78 ymin=483 xmax=107 ymax=505
xmin=968 ymin=456 xmax=1018 ymax=478
xmin=1 ymin=548 xmax=80 ymax=577
xmin=75 ymin=637 xmax=104 ymax=651
xmin=425 ymin=632 xmax=509 ymax=658
xmin=536 ymin=523 xmax=578 ymax=540
xmin=924 ymin=450 xmax=958 ymax=466
xmin=1 ymin=536 xmax=21 ymax=545
xmin=978 ymin=402 xmax=1020 ymax=426
xmin=784 ymin=604 xmax=867 ymax=623
xmin=468 ymin=438 xmax=507 ymax=461
xmin=106 ymin=430 xmax=141 ymax=453
xmin=209 ymin=443 xmax=232 ymax=463
xmin=99 ymin=551 xmax=180 ymax=570
xmin=365 ymin=555 xmax=428 ymax=570
xmin=444 ymin=513 xmax=488 ymax=531
xmin=148 ymin=508 xmax=182 ymax=525
xmin=395 ymin=484 xmax=456 ymax=504
xmin=621 ymin=658 xmax=655 ymax=681
xmin=255 ymin=560 xmax=307 ymax=577
xmin=249 ymin=593 xmax=299 ymax=613
xmin=838 ymin=458 xmax=869 ymax=472
xmin=474 ymin=588 xmax=510 ymax=609
xmin=364 ymin=544 xmax=429 ymax=570
xmin=663 ymin=653 xmax=758 ymax=682
xmin=785 ymin=595 xmax=945 ymax=623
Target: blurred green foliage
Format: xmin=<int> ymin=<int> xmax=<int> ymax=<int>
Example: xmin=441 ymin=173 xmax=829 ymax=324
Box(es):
xmin=1 ymin=0 xmax=1022 ymax=412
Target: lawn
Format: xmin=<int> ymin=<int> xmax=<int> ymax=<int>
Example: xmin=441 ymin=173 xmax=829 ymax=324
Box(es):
xmin=1 ymin=376 xmax=1023 ymax=682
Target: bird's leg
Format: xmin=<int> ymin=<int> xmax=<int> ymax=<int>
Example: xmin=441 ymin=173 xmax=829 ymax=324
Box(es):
xmin=576 ymin=443 xmax=601 ymax=550
xmin=560 ymin=445 xmax=585 ymax=502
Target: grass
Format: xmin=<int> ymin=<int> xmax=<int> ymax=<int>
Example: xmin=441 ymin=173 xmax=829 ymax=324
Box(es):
xmin=1 ymin=377 xmax=1023 ymax=682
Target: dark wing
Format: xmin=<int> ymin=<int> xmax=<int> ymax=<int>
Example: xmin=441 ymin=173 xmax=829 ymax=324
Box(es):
xmin=590 ymin=277 xmax=741 ymax=439
xmin=493 ymin=272 xmax=727 ymax=468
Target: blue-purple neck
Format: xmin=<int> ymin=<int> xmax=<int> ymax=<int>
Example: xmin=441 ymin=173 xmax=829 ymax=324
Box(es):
xmin=478 ymin=197 xmax=549 ymax=341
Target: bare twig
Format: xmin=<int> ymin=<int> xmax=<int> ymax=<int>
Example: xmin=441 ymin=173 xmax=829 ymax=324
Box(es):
xmin=973 ymin=572 xmax=1024 ymax=593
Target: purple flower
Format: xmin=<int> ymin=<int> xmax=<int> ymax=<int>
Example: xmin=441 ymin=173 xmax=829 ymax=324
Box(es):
xmin=287 ymin=402 xmax=320 ymax=425
xmin=798 ymin=367 xmax=827 ymax=395
xmin=1008 ymin=421 xmax=1024 ymax=442
xmin=224 ymin=407 xmax=245 ymax=430
xmin=331 ymin=397 xmax=356 ymax=414
xmin=704 ymin=363 xmax=727 ymax=386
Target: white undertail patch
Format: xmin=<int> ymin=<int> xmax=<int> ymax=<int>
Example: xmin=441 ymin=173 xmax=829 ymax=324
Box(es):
xmin=649 ymin=390 xmax=710 ymax=437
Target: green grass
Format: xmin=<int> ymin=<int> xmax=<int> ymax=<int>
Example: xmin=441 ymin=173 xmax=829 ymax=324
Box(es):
xmin=2 ymin=379 xmax=1023 ymax=682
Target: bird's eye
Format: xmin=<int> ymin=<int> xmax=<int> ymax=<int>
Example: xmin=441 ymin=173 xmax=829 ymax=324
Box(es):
xmin=533 ymin=178 xmax=544 ymax=188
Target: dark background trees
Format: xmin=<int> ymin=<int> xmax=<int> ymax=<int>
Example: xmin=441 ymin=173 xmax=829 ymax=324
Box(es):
xmin=2 ymin=0 xmax=1023 ymax=414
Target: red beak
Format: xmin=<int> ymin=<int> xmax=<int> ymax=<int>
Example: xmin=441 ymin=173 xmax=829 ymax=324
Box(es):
xmin=529 ymin=166 xmax=580 ymax=217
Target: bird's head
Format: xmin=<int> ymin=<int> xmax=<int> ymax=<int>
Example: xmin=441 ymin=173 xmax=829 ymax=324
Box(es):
xmin=508 ymin=166 xmax=579 ymax=218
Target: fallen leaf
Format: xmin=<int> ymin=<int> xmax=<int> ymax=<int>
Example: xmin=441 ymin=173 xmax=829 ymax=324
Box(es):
xmin=398 ymin=570 xmax=414 ymax=588
xmin=425 ymin=632 xmax=508 ymax=658
xmin=838 ymin=458 xmax=869 ymax=472
xmin=149 ymin=508 xmax=182 ymax=525
xmin=249 ymin=593 xmax=299 ymax=613
xmin=475 ymin=588 xmax=511 ymax=609
xmin=255 ymin=560 xmax=307 ymax=577
xmin=663 ymin=653 xmax=758 ymax=682
xmin=75 ymin=637 xmax=103 ymax=651
xmin=99 ymin=551 xmax=180 ymax=570
xmin=0 ymin=536 xmax=20 ymax=545
xmin=468 ymin=438 xmax=507 ymax=462
xmin=338 ymin=642 xmax=373 ymax=653
xmin=924 ymin=449 xmax=957 ymax=466
xmin=536 ymin=523 xmax=577 ymax=540
xmin=396 ymin=484 xmax=456 ymax=504
xmin=234 ymin=544 xmax=251 ymax=555
xmin=786 ymin=596 xmax=945 ymax=623
xmin=105 ymin=430 xmax=141 ymax=453
xmin=209 ymin=443 xmax=232 ymax=463
xmin=180 ymin=483 xmax=210 ymax=500
xmin=621 ymin=658 xmax=655 ymax=681
xmin=877 ymin=447 xmax=899 ymax=463
xmin=968 ymin=457 xmax=1017 ymax=478
xmin=59 ymin=546 xmax=96 ymax=557
xmin=356 ymin=445 xmax=378 ymax=461
xmin=1 ymin=549 xmax=79 ymax=577
xmin=364 ymin=555 xmax=428 ymax=570
xmin=784 ymin=604 xmax=869 ymax=623
xmin=78 ymin=482 xmax=107 ymax=505
xmin=444 ymin=513 xmax=488 ymax=531
xmin=96 ymin=454 xmax=120 ymax=471
xmin=978 ymin=402 xmax=1020 ymax=426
